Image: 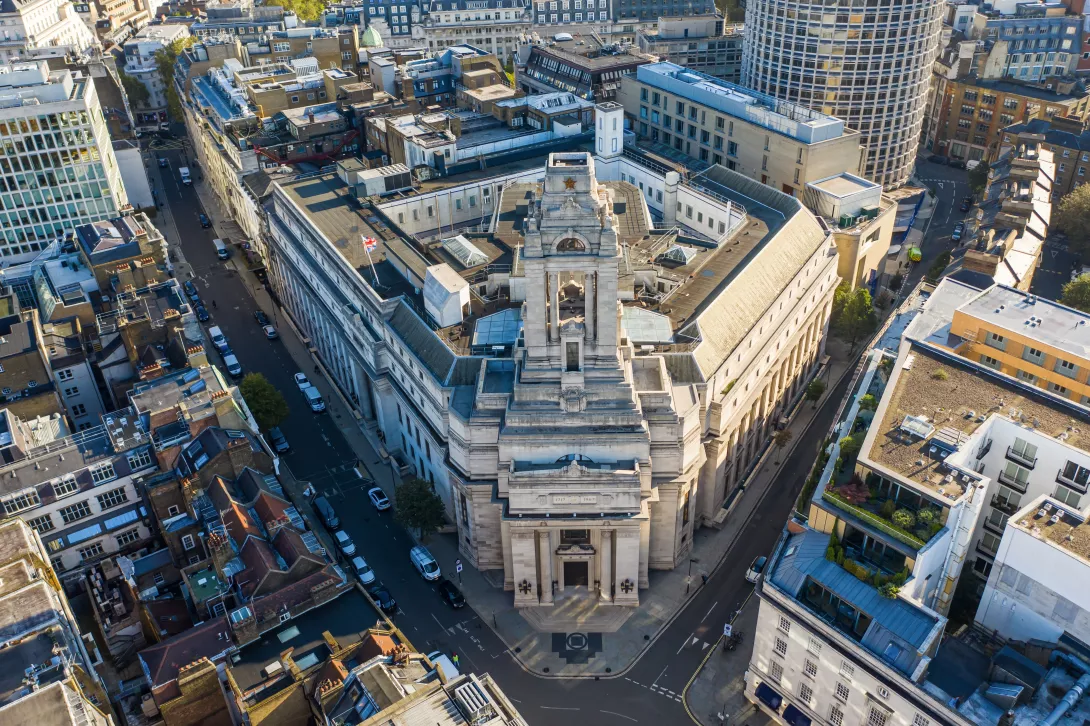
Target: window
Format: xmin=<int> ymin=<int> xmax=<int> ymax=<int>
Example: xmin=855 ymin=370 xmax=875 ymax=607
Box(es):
xmin=1016 ymin=369 xmax=1038 ymax=384
xmin=1048 ymin=381 xmax=1069 ymax=396
xmin=1056 ymin=484 xmax=1082 ymax=508
xmin=799 ymin=682 xmax=813 ymax=706
xmin=64 ymin=386 xmax=79 ymax=396
xmin=778 ymin=616 xmax=791 ymax=634
xmin=868 ymin=708 xmax=890 ymax=726
xmin=840 ymin=661 xmax=855 ymax=679
xmin=52 ymin=476 xmax=78 ymax=498
xmin=59 ymin=500 xmax=92 ymax=524
xmin=27 ymin=514 xmax=55 ymax=534
xmin=973 ymin=556 xmax=993 ymax=577
xmin=984 ymin=331 xmax=1006 ymax=350
xmin=980 ymin=532 xmax=1001 ymax=553
xmin=128 ymin=448 xmax=154 ymax=471
xmin=1002 ymin=461 xmax=1030 ymax=488
xmin=1010 ymin=437 xmax=1037 ymax=463
xmin=3 ymin=490 xmax=40 ymax=515
xmin=980 ymin=354 xmax=1001 ymax=370
xmin=57 ymin=369 xmax=74 ymax=381
xmin=72 ymin=404 xmax=87 ymax=417
xmin=116 ymin=528 xmax=140 ymax=546
xmin=1053 ymin=595 xmax=1079 ymax=624
xmin=829 ymin=706 xmax=845 ymax=726
xmin=1061 ymin=461 xmax=1090 ymax=489
xmin=835 ymin=681 xmax=850 ymax=701
xmin=96 ymin=487 xmax=128 ymax=511
xmin=803 ymin=659 xmax=818 ymax=678
xmin=913 ymin=716 xmax=930 ymax=726
xmin=727 ymin=141 xmax=738 ymax=157
xmin=91 ymin=463 xmax=116 ymax=484
xmin=1055 ymin=358 xmax=1079 ymax=378
xmin=182 ymin=534 xmax=196 ymax=551
xmin=79 ymin=542 xmax=104 ymax=561
xmin=774 ymin=637 xmax=788 ymax=657
xmin=807 ymin=637 xmax=822 ymax=656
xmin=769 ymin=660 xmax=783 ymax=683
xmin=167 ymin=505 xmax=180 ymax=517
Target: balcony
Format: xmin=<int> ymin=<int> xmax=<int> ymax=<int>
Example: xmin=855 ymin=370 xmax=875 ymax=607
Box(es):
xmin=1005 ymin=446 xmax=1037 ymax=469
xmin=989 ymin=494 xmax=1019 ymax=516
xmin=997 ymin=469 xmax=1029 ymax=494
xmin=822 ymin=489 xmax=928 ymax=550
xmin=1056 ymin=469 xmax=1090 ymax=495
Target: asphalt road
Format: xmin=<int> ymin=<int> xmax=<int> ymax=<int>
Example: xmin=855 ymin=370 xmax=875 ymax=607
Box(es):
xmin=907 ymin=158 xmax=975 ymax=288
xmin=146 ymin=140 xmax=867 ymax=724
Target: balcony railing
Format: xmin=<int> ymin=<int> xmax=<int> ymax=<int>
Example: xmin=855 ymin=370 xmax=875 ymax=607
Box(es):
xmin=821 ymin=490 xmax=926 ymax=550
xmin=1005 ymin=445 xmax=1037 ymax=469
xmin=997 ymin=469 xmax=1029 ymax=494
xmin=989 ymin=494 xmax=1018 ymax=516
xmin=1056 ymin=469 xmax=1090 ymax=495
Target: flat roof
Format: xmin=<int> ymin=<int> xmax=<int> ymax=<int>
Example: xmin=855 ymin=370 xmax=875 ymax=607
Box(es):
xmin=809 ymin=172 xmax=880 ymax=198
xmin=957 ymin=285 xmax=1090 ymax=364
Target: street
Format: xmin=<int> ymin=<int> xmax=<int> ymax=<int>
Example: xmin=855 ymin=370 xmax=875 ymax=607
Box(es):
xmin=910 ymin=158 xmax=973 ymax=282
xmin=143 ymin=141 xmax=937 ymax=724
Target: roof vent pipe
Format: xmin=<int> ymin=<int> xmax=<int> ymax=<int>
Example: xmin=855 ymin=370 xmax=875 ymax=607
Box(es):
xmin=1040 ymin=652 xmax=1090 ymax=726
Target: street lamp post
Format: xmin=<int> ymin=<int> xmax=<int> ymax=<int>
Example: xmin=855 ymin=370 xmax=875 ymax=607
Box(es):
xmin=686 ymin=557 xmax=699 ymax=594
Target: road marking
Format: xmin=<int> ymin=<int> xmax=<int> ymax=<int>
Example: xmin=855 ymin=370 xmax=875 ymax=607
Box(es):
xmin=431 ymin=613 xmax=446 ymax=632
xmin=675 ymin=635 xmax=689 ymax=655
xmin=600 ymin=710 xmax=637 ymax=722
xmin=541 ymin=706 xmax=580 ymax=711
xmin=700 ymin=601 xmax=718 ymax=624
xmin=702 ymin=641 xmax=711 ymax=650
xmin=653 ymin=665 xmax=668 ymax=686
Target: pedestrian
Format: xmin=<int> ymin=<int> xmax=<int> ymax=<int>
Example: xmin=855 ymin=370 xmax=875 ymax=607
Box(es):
xmin=701 ymin=573 xmax=708 ymax=586
xmin=212 ymin=300 xmax=217 ymax=309
xmin=451 ymin=653 xmax=460 ymax=668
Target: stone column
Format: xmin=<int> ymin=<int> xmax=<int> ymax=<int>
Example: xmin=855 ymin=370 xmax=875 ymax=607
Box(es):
xmin=511 ymin=530 xmax=539 ymax=608
xmin=537 ymin=530 xmax=554 ymax=605
xmin=614 ymin=528 xmax=641 ymax=606
xmin=599 ymin=529 xmax=613 ymax=602
xmin=549 ymin=271 xmax=560 ymax=342
xmin=584 ymin=272 xmax=596 ymax=344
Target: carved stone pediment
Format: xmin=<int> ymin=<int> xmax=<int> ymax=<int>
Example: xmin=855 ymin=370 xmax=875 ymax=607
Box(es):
xmin=560 ymin=387 xmax=587 ymax=413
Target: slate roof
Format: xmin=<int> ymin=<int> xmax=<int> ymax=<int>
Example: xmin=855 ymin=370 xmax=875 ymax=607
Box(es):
xmin=132 ymin=548 xmax=173 ymax=576
xmin=138 ymin=616 xmax=232 ymax=695
xmin=1004 ymin=117 xmax=1090 ymax=153
xmin=769 ymin=527 xmax=940 ymax=675
xmin=387 ymin=301 xmax=455 ymax=380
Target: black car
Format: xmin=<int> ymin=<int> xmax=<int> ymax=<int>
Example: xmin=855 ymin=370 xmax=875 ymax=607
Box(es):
xmin=959 ymin=198 xmax=973 ymax=212
xmin=183 ymin=280 xmax=199 ymax=300
xmin=199 ymin=214 xmax=212 ymax=228
xmin=253 ymin=310 xmax=270 ymax=326
xmin=195 ymin=305 xmax=210 ymax=322
xmin=369 ymin=585 xmax=397 ymax=614
xmin=267 ymin=426 xmax=290 ymax=453
xmin=437 ymin=579 xmax=465 ymax=608
xmin=927 ymin=154 xmax=948 ymax=165
xmin=949 ymin=159 xmax=967 ymax=170
xmin=158 ymin=157 xmax=168 ymax=168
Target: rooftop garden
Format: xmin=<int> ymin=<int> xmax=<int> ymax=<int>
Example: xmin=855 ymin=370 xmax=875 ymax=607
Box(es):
xmin=823 ymin=473 xmax=945 ymax=550
xmin=826 ymin=530 xmax=909 ymax=600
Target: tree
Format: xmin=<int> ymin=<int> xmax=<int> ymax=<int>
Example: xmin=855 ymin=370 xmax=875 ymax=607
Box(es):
xmin=839 ymin=433 xmax=863 ymax=459
xmin=276 ymin=0 xmax=326 ymax=21
xmin=926 ymin=251 xmax=952 ymax=283
xmin=155 ymin=36 xmax=196 ymax=121
xmin=830 ymin=281 xmax=877 ymax=353
xmin=1062 ymin=274 xmax=1090 ymax=313
xmin=773 ymin=429 xmax=793 ymax=450
xmin=1055 ymin=184 xmax=1090 ymax=260
xmin=118 ymin=68 xmax=149 ymax=108
xmin=239 ymin=373 xmax=289 ymax=431
xmin=967 ymin=161 xmax=990 ymax=194
xmin=805 ymin=379 xmax=826 ymax=407
xmin=394 ymin=478 xmax=446 ymax=540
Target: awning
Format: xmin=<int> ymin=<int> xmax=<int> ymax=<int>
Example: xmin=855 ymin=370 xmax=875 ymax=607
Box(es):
xmin=755 ymin=682 xmax=783 ymax=710
xmin=783 ymin=704 xmax=812 ymax=726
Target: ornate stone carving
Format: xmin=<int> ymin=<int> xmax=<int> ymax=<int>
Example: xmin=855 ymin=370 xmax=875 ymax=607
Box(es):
xmin=560 ymin=387 xmax=587 ymax=413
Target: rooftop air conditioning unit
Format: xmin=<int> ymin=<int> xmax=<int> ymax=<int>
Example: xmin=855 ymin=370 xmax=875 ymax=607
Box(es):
xmin=1037 ymin=509 xmax=1048 ymax=518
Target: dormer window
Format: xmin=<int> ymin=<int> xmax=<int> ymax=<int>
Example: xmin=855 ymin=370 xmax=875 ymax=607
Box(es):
xmin=557 ymin=237 xmax=585 ymax=252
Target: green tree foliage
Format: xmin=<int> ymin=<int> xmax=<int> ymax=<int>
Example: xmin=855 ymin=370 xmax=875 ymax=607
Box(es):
xmin=891 ymin=508 xmax=916 ymax=530
xmin=154 ymin=37 xmax=196 ymax=120
xmin=1062 ymin=275 xmax=1090 ymax=313
xmin=805 ymin=379 xmax=826 ymax=405
xmin=967 ymin=161 xmax=990 ymax=194
xmin=118 ymin=68 xmax=149 ymax=108
xmin=831 ymin=281 xmax=878 ymax=353
xmin=277 ymin=0 xmax=326 ymax=21
xmin=839 ymin=433 xmax=863 ymax=459
xmin=858 ymin=394 xmax=878 ymax=411
xmin=1054 ymin=184 xmax=1090 ymax=260
xmin=773 ymin=429 xmax=793 ymax=450
xmin=926 ymin=251 xmax=952 ymax=283
xmin=717 ymin=0 xmax=745 ymax=21
xmin=239 ymin=373 xmax=289 ymax=431
xmin=394 ymin=478 xmax=447 ymax=540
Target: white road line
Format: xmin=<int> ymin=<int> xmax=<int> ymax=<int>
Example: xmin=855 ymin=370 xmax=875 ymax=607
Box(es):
xmin=431 ymin=613 xmax=446 ymax=632
xmin=675 ymin=635 xmax=689 ymax=655
xmin=540 ymin=706 xmax=580 ymax=711
xmin=653 ymin=665 xmax=668 ymax=685
xmin=600 ymin=710 xmax=637 ymax=722
xmin=700 ymin=601 xmax=718 ymax=624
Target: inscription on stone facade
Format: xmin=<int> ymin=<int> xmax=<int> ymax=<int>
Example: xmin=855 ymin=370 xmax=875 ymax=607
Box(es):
xmin=552 ymin=494 xmax=599 ymax=504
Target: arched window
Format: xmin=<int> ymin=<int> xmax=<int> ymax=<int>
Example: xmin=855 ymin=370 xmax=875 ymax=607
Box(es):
xmin=556 ymin=453 xmax=594 ymax=463
xmin=556 ymin=237 xmax=586 ymax=252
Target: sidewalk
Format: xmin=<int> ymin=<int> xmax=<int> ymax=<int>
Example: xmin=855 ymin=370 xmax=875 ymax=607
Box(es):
xmin=189 ymin=171 xmax=859 ymax=679
xmin=683 ymin=593 xmax=770 ymax=726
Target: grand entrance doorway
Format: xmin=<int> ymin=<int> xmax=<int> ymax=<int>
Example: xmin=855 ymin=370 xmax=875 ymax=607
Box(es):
xmin=564 ymin=560 xmax=589 ymax=587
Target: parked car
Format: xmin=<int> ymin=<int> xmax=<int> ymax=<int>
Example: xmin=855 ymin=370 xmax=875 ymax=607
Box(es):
xmin=313 ymin=496 xmax=339 ymax=529
xmin=208 ymin=326 xmax=229 ymax=354
xmin=158 ymin=157 xmax=168 ymax=168
xmin=263 ymin=325 xmax=278 ymax=340
xmin=746 ymin=556 xmax=768 ymax=584
xmin=183 ymin=280 xmax=199 ymax=301
xmin=223 ymin=353 xmax=242 ymax=378
xmin=959 ymin=197 xmax=973 ymax=212
xmin=294 ymin=372 xmax=311 ymax=391
xmin=949 ymin=159 xmax=967 ymax=169
xmin=368 ymin=486 xmax=391 ymax=511
xmin=334 ymin=530 xmax=356 ymax=557
xmin=927 ymin=154 xmax=948 ymax=165
xmin=195 ymin=305 xmax=210 ymax=323
xmin=199 ymin=213 xmax=211 ymax=228
xmin=410 ymin=545 xmax=441 ymax=581
xmin=437 ymin=578 xmax=465 ymax=608
xmin=267 ymin=426 xmax=289 ymax=453
xmin=351 ymin=556 xmax=376 ymax=585
xmin=952 ymin=223 xmax=965 ymax=242
xmin=254 ymin=310 xmax=270 ymax=326
xmin=369 ymin=585 xmax=397 ymax=614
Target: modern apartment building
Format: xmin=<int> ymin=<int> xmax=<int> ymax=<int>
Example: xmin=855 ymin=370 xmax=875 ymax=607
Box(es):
xmin=422 ymin=0 xmax=531 ymax=61
xmin=122 ymin=24 xmax=190 ymax=128
xmin=635 ymin=16 xmax=743 ymax=81
xmin=0 ymin=61 xmax=129 ymax=262
xmin=262 ymin=109 xmax=838 ymax=607
xmin=519 ymin=34 xmax=652 ymax=101
xmin=1000 ymin=115 xmax=1090 ymax=197
xmin=617 ymin=63 xmax=866 ymax=197
xmin=529 ymin=0 xmax=611 ymax=26
xmin=0 ymin=0 xmax=99 ymax=62
xmin=741 ymin=0 xmax=945 ymax=188
xmin=613 ymin=0 xmax=713 ymax=24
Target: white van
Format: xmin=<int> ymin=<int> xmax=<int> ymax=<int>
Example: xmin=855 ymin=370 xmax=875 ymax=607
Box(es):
xmin=303 ymin=385 xmax=326 ymax=413
xmin=208 ymin=326 xmax=229 ymax=353
xmin=223 ymin=353 xmax=242 ymax=378
xmin=410 ymin=545 xmax=440 ymax=581
xmin=179 ymin=167 xmax=192 ymax=185
xmin=427 ymin=651 xmax=460 ymax=679
xmin=213 ymin=238 xmax=229 ymax=260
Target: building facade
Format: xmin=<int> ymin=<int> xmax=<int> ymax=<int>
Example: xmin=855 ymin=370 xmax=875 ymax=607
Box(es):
xmin=1000 ymin=115 xmax=1090 ymax=197
xmin=740 ymin=0 xmax=945 ymax=188
xmin=613 ymin=0 xmax=713 ymax=24
xmin=122 ymin=24 xmax=190 ymax=128
xmin=0 ymin=62 xmax=129 ymax=262
xmin=324 ymin=0 xmax=422 ymax=42
xmin=0 ymin=0 xmax=99 ymax=62
xmin=617 ymin=63 xmax=867 ymax=197
xmin=422 ymin=0 xmax=531 ymax=61
xmin=636 ymin=16 xmax=743 ymax=81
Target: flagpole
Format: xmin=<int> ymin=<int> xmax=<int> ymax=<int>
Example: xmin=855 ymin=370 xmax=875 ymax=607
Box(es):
xmin=362 ymin=235 xmax=379 ymax=286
